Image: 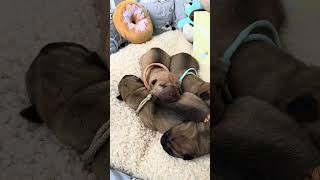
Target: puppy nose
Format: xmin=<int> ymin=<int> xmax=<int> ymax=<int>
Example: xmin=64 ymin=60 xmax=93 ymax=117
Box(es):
xmin=158 ymin=85 xmax=180 ymax=103
xmin=183 ymin=154 xmax=194 ymax=160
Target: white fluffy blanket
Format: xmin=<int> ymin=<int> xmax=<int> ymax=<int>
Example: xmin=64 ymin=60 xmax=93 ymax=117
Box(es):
xmin=110 ymin=30 xmax=210 ymax=180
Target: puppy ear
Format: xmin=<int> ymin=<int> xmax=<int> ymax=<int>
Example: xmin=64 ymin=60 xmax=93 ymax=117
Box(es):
xmin=137 ymin=77 xmax=144 ymax=84
xmin=287 ymin=95 xmax=318 ymax=122
xmin=85 ymin=52 xmax=106 ymax=69
xmin=116 ymin=95 xmax=123 ymax=101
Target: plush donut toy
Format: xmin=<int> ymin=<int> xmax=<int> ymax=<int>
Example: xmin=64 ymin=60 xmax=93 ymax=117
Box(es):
xmin=113 ymin=0 xmax=153 ymax=44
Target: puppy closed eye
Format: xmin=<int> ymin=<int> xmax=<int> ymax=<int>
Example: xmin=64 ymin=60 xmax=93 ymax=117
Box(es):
xmin=200 ymin=91 xmax=210 ymax=100
xmin=151 ymin=79 xmax=157 ymax=86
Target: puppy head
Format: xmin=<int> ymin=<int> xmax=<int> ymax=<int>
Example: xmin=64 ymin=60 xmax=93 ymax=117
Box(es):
xmin=149 ymin=71 xmax=180 ymax=103
xmin=140 ymin=48 xmax=171 ymax=67
xmin=117 ymin=75 xmax=144 ymax=101
xmin=160 ymin=121 xmax=210 ymax=160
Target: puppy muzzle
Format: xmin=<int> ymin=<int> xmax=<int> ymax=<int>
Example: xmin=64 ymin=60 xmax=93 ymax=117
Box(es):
xmin=155 ymin=85 xmax=180 ymax=103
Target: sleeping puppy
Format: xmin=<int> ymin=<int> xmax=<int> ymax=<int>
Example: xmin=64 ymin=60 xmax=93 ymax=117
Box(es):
xmin=214 ymin=96 xmax=320 ymax=180
xmin=212 ymin=0 xmax=285 ymax=123
xmin=20 ymin=42 xmax=109 ymax=179
xmin=141 ymin=48 xmax=210 ymax=106
xmin=139 ymin=48 xmax=180 ymax=103
xmin=170 ymin=53 xmax=210 ymax=106
xmin=117 ymin=75 xmax=209 ymax=133
xmin=227 ymin=41 xmax=320 ymax=148
xmin=161 ymin=120 xmax=210 ymax=160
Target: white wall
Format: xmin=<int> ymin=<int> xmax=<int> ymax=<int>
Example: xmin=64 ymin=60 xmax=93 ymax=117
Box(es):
xmin=282 ymin=0 xmax=320 ymax=65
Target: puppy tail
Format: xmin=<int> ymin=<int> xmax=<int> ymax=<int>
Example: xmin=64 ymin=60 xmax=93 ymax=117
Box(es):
xmin=20 ymin=105 xmax=43 ymax=123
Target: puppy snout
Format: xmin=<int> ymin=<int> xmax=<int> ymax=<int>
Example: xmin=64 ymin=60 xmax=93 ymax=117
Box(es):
xmin=160 ymin=132 xmax=175 ymax=157
xmin=160 ymin=131 xmax=170 ymax=147
xmin=156 ymin=85 xmax=180 ymax=103
xmin=182 ymin=154 xmax=194 ymax=160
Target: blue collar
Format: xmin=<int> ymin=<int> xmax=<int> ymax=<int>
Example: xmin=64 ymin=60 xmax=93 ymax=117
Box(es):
xmin=222 ymin=20 xmax=281 ymax=72
xmin=179 ymin=68 xmax=199 ymax=92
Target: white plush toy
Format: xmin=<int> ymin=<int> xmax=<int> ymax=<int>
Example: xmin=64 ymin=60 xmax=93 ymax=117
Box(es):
xmin=182 ymin=23 xmax=194 ymax=43
xmin=177 ymin=0 xmax=204 ymax=43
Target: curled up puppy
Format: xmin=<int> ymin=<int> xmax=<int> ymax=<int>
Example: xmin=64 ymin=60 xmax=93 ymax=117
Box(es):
xmin=20 ymin=42 xmax=109 ymax=180
xmin=161 ymin=116 xmax=210 ymax=160
xmin=169 ymin=53 xmax=210 ymax=106
xmin=139 ymin=48 xmax=180 ymax=103
xmin=141 ymin=48 xmax=210 ymax=106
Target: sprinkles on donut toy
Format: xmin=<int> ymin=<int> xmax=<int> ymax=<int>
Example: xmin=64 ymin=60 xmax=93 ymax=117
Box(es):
xmin=113 ymin=0 xmax=153 ymax=44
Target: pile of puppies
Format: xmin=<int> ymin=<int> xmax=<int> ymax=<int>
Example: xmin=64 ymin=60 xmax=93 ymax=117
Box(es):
xmin=117 ymin=48 xmax=210 ymax=160
xmin=213 ymin=0 xmax=320 ymax=180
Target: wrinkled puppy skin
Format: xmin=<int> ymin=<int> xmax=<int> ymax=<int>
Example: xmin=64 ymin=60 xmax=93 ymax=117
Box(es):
xmin=140 ymin=48 xmax=180 ymax=103
xmin=213 ymin=96 xmax=320 ymax=180
xmin=117 ymin=75 xmax=209 ymax=133
xmin=169 ymin=53 xmax=210 ymax=107
xmin=161 ymin=121 xmax=210 ymax=160
xmin=21 ymin=42 xmax=109 ymax=180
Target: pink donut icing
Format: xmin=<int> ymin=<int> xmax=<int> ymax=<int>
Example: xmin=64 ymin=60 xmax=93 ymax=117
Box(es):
xmin=122 ymin=4 xmax=148 ymax=32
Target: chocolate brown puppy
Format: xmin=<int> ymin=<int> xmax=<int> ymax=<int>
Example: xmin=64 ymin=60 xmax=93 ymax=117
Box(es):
xmin=170 ymin=53 xmax=210 ymax=106
xmin=214 ymin=96 xmax=320 ymax=180
xmin=139 ymin=48 xmax=180 ymax=103
xmin=20 ymin=42 xmax=109 ymax=179
xmin=117 ymin=75 xmax=209 ymax=133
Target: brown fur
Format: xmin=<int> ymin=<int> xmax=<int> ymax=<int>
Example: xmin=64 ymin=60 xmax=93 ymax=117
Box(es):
xmin=139 ymin=48 xmax=180 ymax=103
xmin=161 ymin=121 xmax=210 ymax=160
xmin=141 ymin=48 xmax=210 ymax=106
xmin=212 ymin=0 xmax=285 ymax=123
xmin=305 ymin=166 xmax=320 ymax=180
xmin=214 ymin=96 xmax=320 ymax=180
xmin=228 ymin=41 xmax=320 ymax=149
xmin=117 ymin=75 xmax=209 ymax=133
xmin=136 ymin=48 xmax=211 ymax=159
xmin=170 ymin=53 xmax=210 ymax=106
xmin=209 ymin=0 xmax=320 ymax=179
xmin=22 ymin=42 xmax=109 ymax=179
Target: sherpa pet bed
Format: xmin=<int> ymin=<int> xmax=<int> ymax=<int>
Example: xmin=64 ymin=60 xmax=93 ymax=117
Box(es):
xmin=110 ymin=30 xmax=210 ymax=179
